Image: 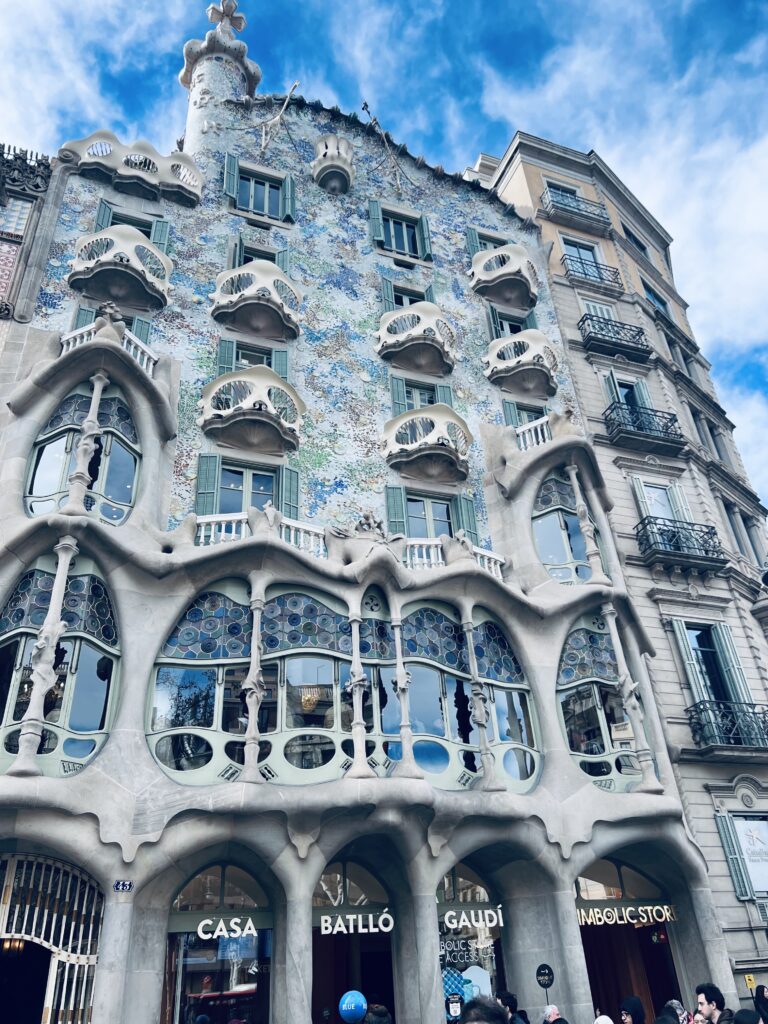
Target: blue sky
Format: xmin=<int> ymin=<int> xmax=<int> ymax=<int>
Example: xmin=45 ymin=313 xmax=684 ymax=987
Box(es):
xmin=3 ymin=0 xmax=768 ymax=499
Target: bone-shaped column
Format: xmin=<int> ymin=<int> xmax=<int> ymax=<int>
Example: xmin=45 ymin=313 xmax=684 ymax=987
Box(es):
xmin=390 ymin=619 xmax=423 ymax=778
xmin=345 ymin=617 xmax=375 ymax=779
xmin=463 ymin=619 xmax=505 ymax=792
xmin=60 ymin=371 xmax=110 ymax=516
xmin=240 ymin=576 xmax=267 ymax=784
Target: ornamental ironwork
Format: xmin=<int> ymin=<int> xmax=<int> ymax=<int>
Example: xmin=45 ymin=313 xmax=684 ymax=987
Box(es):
xmin=686 ymin=699 xmax=768 ymax=748
xmin=0 ymin=144 xmax=51 ymax=206
xmin=540 ymin=187 xmax=610 ymax=224
xmin=635 ymin=516 xmax=724 ymax=559
xmin=604 ymin=401 xmax=684 ymax=440
xmin=561 ymin=255 xmax=622 ymax=288
xmin=577 ymin=313 xmax=649 ymax=352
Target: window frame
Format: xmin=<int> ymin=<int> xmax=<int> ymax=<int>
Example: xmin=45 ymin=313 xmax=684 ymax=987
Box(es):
xmin=217 ymin=461 xmax=279 ymax=517
xmin=642 ymin=279 xmax=669 ymax=315
xmin=370 ymin=200 xmax=433 ymax=263
xmin=224 ymin=154 xmax=296 ymax=225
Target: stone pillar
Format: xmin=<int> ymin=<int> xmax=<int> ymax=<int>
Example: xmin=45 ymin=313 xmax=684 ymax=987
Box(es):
xmin=60 ymin=371 xmax=109 ymax=516
xmin=120 ymin=903 xmax=169 ymax=1024
xmin=285 ymin=885 xmax=313 ymax=1024
xmin=391 ymin=619 xmax=422 ymax=778
xmin=241 ymin=576 xmax=266 ymax=783
xmin=463 ymin=618 xmax=504 ymax=792
xmin=409 ymin=888 xmax=444 ymax=1024
xmin=684 ymin=884 xmax=738 ymax=1009
xmin=620 ymin=627 xmax=676 ymax=790
xmin=92 ymin=891 xmax=135 ymax=1021
xmin=746 ymin=518 xmax=767 ymax=566
xmin=346 ymin=617 xmax=375 ymax=778
xmin=565 ymin=464 xmax=610 ymax=585
xmin=581 ymin=476 xmax=623 ymax=585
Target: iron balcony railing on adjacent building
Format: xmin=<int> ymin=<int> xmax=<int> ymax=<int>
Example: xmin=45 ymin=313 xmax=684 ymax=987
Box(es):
xmin=540 ymin=188 xmax=611 ymax=232
xmin=635 ymin=516 xmax=727 ymax=569
xmin=687 ymin=699 xmax=768 ymax=749
xmin=561 ymin=255 xmax=622 ymax=289
xmin=604 ymin=402 xmax=687 ymax=456
xmin=577 ymin=313 xmax=651 ymax=361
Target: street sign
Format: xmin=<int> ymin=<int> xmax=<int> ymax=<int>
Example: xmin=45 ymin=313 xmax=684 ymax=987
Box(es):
xmin=339 ymin=991 xmax=367 ymax=1023
xmin=745 ymin=974 xmax=756 ymax=992
xmin=536 ymin=964 xmax=555 ymax=990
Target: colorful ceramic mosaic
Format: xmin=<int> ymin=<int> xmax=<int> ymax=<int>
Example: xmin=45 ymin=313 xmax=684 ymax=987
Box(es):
xmin=162 ymin=591 xmax=252 ymax=660
xmin=262 ymin=593 xmax=348 ymax=654
xmin=43 ymin=392 xmax=138 ymax=445
xmin=0 ymin=569 xmax=119 ymax=647
xmin=401 ymin=607 xmax=469 ymax=673
xmin=557 ymin=628 xmax=619 ymax=686
xmin=473 ymin=620 xmax=525 ymax=684
xmin=534 ymin=475 xmax=577 ymax=514
xmin=359 ymin=617 xmax=395 ymax=661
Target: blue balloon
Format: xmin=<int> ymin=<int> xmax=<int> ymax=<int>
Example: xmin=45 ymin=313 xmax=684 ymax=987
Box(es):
xmin=339 ymin=990 xmax=367 ymax=1023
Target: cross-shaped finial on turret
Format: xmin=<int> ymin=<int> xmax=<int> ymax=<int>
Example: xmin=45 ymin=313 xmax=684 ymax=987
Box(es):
xmin=206 ymin=0 xmax=246 ymax=38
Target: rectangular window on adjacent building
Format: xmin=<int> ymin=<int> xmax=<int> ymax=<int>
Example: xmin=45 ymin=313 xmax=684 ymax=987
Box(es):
xmin=642 ymin=280 xmax=669 ymax=315
xmin=369 ymin=200 xmax=432 ymax=261
xmin=671 ymin=619 xmax=752 ymax=705
xmin=630 ymin=477 xmax=692 ymax=522
xmin=0 ymin=197 xmax=33 ymax=242
xmin=582 ymin=299 xmax=615 ymax=321
xmin=224 ymin=153 xmax=296 ymax=223
xmin=621 ymin=222 xmax=648 ymax=256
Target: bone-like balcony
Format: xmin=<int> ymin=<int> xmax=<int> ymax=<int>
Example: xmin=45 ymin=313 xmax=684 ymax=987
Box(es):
xmin=67 ymin=225 xmax=172 ymax=311
xmin=540 ymin=187 xmax=611 ymax=234
xmin=635 ymin=516 xmax=727 ymax=571
xmin=196 ymin=365 xmax=306 ymax=453
xmin=310 ymin=135 xmax=355 ymax=194
xmin=604 ymin=401 xmax=686 ymax=456
xmin=578 ymin=313 xmax=651 ymax=362
xmin=58 ymin=130 xmax=202 ymax=206
xmin=469 ymin=243 xmax=537 ymax=309
xmin=60 ymin=322 xmax=159 ymax=378
xmin=483 ymin=329 xmax=557 ymax=398
xmin=210 ymin=260 xmax=301 ymax=339
xmin=382 ymin=404 xmax=473 ymax=483
xmin=375 ymin=301 xmax=456 ymax=375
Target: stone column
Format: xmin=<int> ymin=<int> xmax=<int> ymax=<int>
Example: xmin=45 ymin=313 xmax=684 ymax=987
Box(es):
xmin=8 ymin=534 xmax=78 ymax=777
xmin=600 ymin=603 xmax=663 ymax=794
xmin=241 ymin=574 xmax=266 ymax=783
xmin=620 ymin=627 xmax=676 ymax=790
xmin=346 ymin=617 xmax=375 ymax=778
xmin=565 ymin=464 xmax=609 ymax=584
xmin=685 ymin=883 xmax=738 ymax=1009
xmin=408 ymin=879 xmax=444 ymax=1024
xmin=463 ymin=618 xmax=504 ymax=792
xmin=580 ymin=475 xmax=623 ymax=586
xmin=60 ymin=371 xmax=109 ymax=516
xmin=391 ymin=619 xmax=422 ymax=778
xmin=284 ymin=885 xmax=313 ymax=1024
xmin=91 ymin=890 xmax=135 ymax=1021
xmin=746 ymin=517 xmax=767 ymax=566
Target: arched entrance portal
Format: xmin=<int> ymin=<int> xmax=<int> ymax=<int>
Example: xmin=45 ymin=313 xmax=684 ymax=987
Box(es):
xmin=577 ymin=858 xmax=680 ymax=1021
xmin=0 ymin=853 xmax=104 ymax=1023
xmin=312 ymin=860 xmax=395 ymax=1021
xmin=162 ymin=863 xmax=273 ymax=1024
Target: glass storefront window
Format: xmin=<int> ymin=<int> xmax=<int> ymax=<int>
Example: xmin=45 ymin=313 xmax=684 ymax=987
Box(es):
xmin=438 ymin=864 xmax=503 ymax=1006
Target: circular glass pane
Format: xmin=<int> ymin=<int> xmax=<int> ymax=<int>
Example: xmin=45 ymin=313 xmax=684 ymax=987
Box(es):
xmin=63 ymin=738 xmax=97 ymax=758
xmin=3 ymin=728 xmax=58 ymax=755
xmin=616 ymin=753 xmax=642 ymax=775
xmin=503 ymin=747 xmax=535 ymax=780
xmin=284 ymin=735 xmax=335 ymax=770
xmin=412 ymin=740 xmax=450 ymax=774
xmin=156 ymin=733 xmax=213 ymax=772
xmin=224 ymin=740 xmax=271 ymax=765
xmin=579 ymin=759 xmax=611 ymax=778
xmin=383 ymin=740 xmax=402 ymax=761
xmin=341 ymin=739 xmax=375 ymax=758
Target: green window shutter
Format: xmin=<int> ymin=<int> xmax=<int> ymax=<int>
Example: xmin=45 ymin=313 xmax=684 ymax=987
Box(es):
xmin=630 ymin=476 xmax=651 ymax=518
xmin=217 ymin=338 xmax=236 ymax=377
xmin=436 ymin=384 xmax=454 ymax=408
xmin=634 ymin=379 xmax=652 ymax=408
xmin=416 ymin=215 xmax=433 ymax=260
xmin=275 ymin=248 xmax=290 ymax=273
xmin=454 ymin=495 xmax=479 ymax=546
xmin=523 ymin=310 xmax=538 ymax=330
xmin=95 ymin=199 xmax=112 ymax=232
xmin=714 ymin=814 xmax=752 ymax=900
xmin=381 ymin=277 xmax=396 ymax=313
xmin=229 ymin=234 xmax=245 ymax=269
xmin=668 ymin=482 xmax=692 ymax=522
xmin=385 ymin=486 xmax=407 ymax=536
xmin=224 ymin=153 xmax=239 ymax=199
xmin=131 ymin=317 xmax=152 ymax=344
xmin=150 ymin=219 xmax=170 ymax=253
xmin=712 ymin=623 xmax=752 ymax=704
xmin=279 ymin=466 xmax=300 ymax=520
xmin=74 ymin=306 xmax=97 ymax=330
xmin=369 ymin=200 xmax=385 ymax=244
xmin=279 ymin=175 xmax=296 ymax=222
xmin=390 ymin=375 xmax=407 ymax=416
xmin=466 ymin=227 xmax=482 ymax=259
xmin=502 ymin=401 xmax=519 ymax=427
xmin=603 ymin=371 xmax=621 ymax=406
xmin=272 ymin=349 xmax=289 ymax=381
xmin=424 ymin=283 xmax=436 ymax=305
xmin=195 ymin=454 xmax=221 ymax=516
xmin=486 ymin=305 xmax=502 ymax=341
xmin=671 ymin=617 xmax=711 ymax=703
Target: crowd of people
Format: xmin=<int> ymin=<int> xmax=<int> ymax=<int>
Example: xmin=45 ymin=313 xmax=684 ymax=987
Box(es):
xmin=453 ymin=980 xmax=768 ymax=1024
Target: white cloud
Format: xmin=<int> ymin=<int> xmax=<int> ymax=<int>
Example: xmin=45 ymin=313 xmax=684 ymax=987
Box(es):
xmin=715 ymin=379 xmax=768 ymax=504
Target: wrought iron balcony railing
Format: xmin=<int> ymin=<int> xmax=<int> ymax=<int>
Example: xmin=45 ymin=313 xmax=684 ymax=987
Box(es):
xmin=577 ymin=313 xmax=649 ymax=354
xmin=604 ymin=402 xmax=684 ymax=441
xmin=635 ymin=516 xmax=724 ymax=560
xmin=687 ymin=699 xmax=768 ymax=749
xmin=561 ymin=255 xmax=622 ymax=288
xmin=540 ymin=187 xmax=611 ymax=224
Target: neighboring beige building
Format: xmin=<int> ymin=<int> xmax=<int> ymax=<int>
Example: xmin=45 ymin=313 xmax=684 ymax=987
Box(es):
xmin=466 ymin=133 xmax=768 ymax=1000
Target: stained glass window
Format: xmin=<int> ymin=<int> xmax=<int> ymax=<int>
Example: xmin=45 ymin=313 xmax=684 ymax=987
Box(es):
xmin=534 ymin=475 xmax=577 ymax=514
xmin=43 ymin=393 xmax=138 ymax=445
xmin=359 ymin=618 xmax=395 ymax=661
xmin=162 ymin=592 xmax=252 ymax=660
xmin=473 ymin=620 xmax=525 ymax=684
xmin=557 ymin=628 xmax=619 ymax=686
xmin=400 ymin=607 xmax=469 ymax=673
xmin=0 ymin=570 xmax=119 ymax=647
xmin=261 ymin=593 xmax=348 ymax=654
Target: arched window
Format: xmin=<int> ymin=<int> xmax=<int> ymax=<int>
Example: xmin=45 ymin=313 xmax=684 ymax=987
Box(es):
xmin=532 ymin=471 xmax=596 ymax=583
xmin=0 ymin=563 xmax=119 ymax=775
xmin=148 ymin=589 xmax=538 ymax=790
xmin=557 ymin=614 xmax=642 ymax=791
xmin=164 ymin=863 xmax=272 ymax=1024
xmin=26 ymin=386 xmax=140 ymax=524
xmin=437 ymin=863 xmax=505 ymax=999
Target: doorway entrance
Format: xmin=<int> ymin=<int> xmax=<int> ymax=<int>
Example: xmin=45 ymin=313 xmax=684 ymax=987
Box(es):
xmin=0 ymin=940 xmax=51 ymax=1024
xmin=312 ymin=861 xmax=396 ymax=1021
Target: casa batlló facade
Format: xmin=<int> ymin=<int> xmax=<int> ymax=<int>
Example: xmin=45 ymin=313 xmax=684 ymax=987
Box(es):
xmin=0 ymin=3 xmax=766 ymax=1023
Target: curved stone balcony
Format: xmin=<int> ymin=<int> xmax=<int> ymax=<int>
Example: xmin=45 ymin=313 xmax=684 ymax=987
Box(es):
xmin=375 ymin=301 xmax=456 ymax=375
xmin=196 ymin=365 xmax=306 ymax=453
xmin=58 ymin=130 xmax=202 ymax=206
xmin=483 ymin=329 xmax=557 ymax=398
xmin=209 ymin=260 xmax=302 ymax=339
xmin=469 ymin=243 xmax=538 ymax=309
xmin=67 ymin=225 xmax=172 ymax=311
xmin=60 ymin=322 xmax=159 ymax=378
xmin=382 ymin=404 xmax=473 ymax=482
xmin=310 ymin=135 xmax=355 ymax=194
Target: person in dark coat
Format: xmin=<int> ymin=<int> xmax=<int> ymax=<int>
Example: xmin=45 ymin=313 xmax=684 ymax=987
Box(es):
xmin=460 ymin=997 xmax=509 ymax=1024
xmin=363 ymin=1005 xmax=392 ymax=1024
xmin=734 ymin=1011 xmax=760 ymax=1024
xmin=754 ymin=985 xmax=768 ymax=1024
xmin=620 ymin=996 xmax=646 ymax=1024
xmin=696 ymin=983 xmax=733 ymax=1024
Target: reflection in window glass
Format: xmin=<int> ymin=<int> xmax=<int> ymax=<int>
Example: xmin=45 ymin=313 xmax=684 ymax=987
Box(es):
xmin=29 ymin=435 xmax=69 ymax=500
xmin=69 ymin=643 xmax=112 ymax=732
xmin=339 ymin=661 xmax=373 ymax=733
xmin=103 ymin=440 xmax=136 ymax=505
xmin=533 ymin=513 xmax=569 ymax=566
xmin=0 ymin=640 xmax=19 ymax=719
xmin=377 ymin=667 xmax=400 ymax=734
xmin=153 ymin=667 xmax=216 ymax=730
xmin=221 ymin=664 xmax=248 ymax=734
xmin=285 ymin=656 xmax=334 ymax=729
xmin=407 ymin=663 xmax=445 ymax=736
xmin=560 ymin=685 xmax=604 ymax=754
xmin=493 ymin=689 xmax=533 ymax=747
